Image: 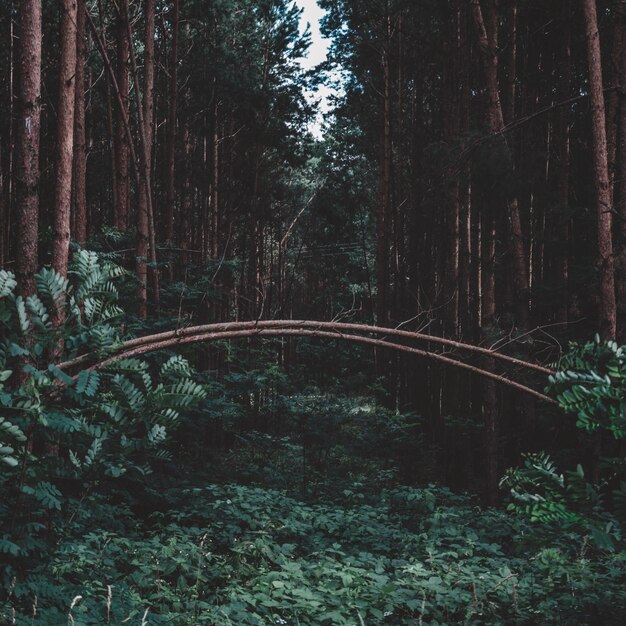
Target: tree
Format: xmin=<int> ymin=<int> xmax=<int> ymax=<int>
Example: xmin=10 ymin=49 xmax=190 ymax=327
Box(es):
xmin=469 ymin=0 xmax=529 ymax=330
xmin=114 ymin=0 xmax=130 ymax=231
xmin=15 ymin=0 xmax=42 ymax=295
xmin=583 ymin=0 xmax=617 ymax=339
xmin=165 ymin=0 xmax=180 ymax=273
xmin=52 ymin=0 xmax=78 ymax=277
xmin=72 ymin=0 xmax=88 ymax=244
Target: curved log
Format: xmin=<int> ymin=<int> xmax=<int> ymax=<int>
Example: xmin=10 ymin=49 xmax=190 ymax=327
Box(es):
xmin=87 ymin=327 xmax=556 ymax=405
xmin=59 ymin=319 xmax=555 ymax=376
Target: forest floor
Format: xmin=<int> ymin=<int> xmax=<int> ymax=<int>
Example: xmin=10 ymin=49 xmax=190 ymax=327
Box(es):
xmin=6 ymin=392 xmax=626 ymax=625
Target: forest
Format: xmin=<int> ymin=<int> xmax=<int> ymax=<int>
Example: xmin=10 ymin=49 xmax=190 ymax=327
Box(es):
xmin=1 ymin=0 xmax=626 ymax=623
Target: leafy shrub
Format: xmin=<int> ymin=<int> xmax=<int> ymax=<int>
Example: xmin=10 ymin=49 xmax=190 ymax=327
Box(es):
xmin=502 ymin=336 xmax=626 ymax=549
xmin=0 ymin=252 xmax=207 ymax=601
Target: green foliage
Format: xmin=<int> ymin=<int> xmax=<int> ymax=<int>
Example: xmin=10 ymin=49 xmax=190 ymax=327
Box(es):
xmin=549 ymin=336 xmax=626 ymax=437
xmin=502 ymin=338 xmax=626 ymax=549
xmin=0 ymin=253 xmax=208 ymax=598
xmin=4 ymin=482 xmax=626 ymax=624
xmin=2 ymin=257 xmax=625 ymax=624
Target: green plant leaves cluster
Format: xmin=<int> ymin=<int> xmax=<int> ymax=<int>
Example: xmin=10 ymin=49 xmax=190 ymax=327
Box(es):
xmin=0 ymin=252 xmax=208 ymax=595
xmin=549 ymin=337 xmax=626 ymax=437
xmin=502 ymin=337 xmax=626 ymax=550
xmin=4 ymin=483 xmax=626 ymax=624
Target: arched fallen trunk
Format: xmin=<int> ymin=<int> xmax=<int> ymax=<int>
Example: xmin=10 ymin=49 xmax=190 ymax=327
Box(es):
xmin=59 ymin=320 xmax=554 ymax=376
xmin=72 ymin=327 xmax=556 ymax=405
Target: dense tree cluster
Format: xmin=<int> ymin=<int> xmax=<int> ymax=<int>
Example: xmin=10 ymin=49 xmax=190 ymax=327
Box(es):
xmin=1 ymin=0 xmax=626 ymax=503
xmin=3 ymin=1 xmax=626 ymax=621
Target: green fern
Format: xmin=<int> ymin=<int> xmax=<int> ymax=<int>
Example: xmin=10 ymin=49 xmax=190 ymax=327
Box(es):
xmin=0 ymin=416 xmax=27 ymax=469
xmin=75 ymin=370 xmax=100 ymax=397
xmin=15 ymin=296 xmax=31 ymax=334
xmin=0 ymin=270 xmax=17 ymax=298
xmin=21 ymin=481 xmax=63 ymax=511
xmin=36 ymin=267 xmax=70 ymax=310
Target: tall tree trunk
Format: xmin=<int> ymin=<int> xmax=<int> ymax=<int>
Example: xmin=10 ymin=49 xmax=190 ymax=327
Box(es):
xmin=165 ymin=0 xmax=179 ymax=271
xmin=504 ymin=0 xmax=517 ymax=125
xmin=179 ymin=114 xmax=192 ymax=272
xmin=52 ymin=0 xmax=78 ymax=277
xmin=443 ymin=0 xmax=462 ymax=338
xmin=615 ymin=1 xmax=626 ymax=341
xmin=607 ymin=1 xmax=625 ymax=203
xmin=481 ymin=208 xmax=499 ymax=505
xmin=133 ymin=0 xmax=158 ymax=318
xmin=73 ymin=0 xmax=88 ymax=245
xmin=470 ymin=0 xmax=529 ymax=329
xmin=376 ymin=11 xmax=392 ymax=325
xmin=0 ymin=17 xmax=15 ymax=266
xmin=584 ymin=0 xmax=617 ymax=338
xmin=211 ymin=103 xmax=220 ymax=259
xmin=114 ymin=0 xmax=130 ymax=231
xmin=15 ymin=0 xmax=42 ymax=295
xmin=556 ymin=1 xmax=572 ymax=326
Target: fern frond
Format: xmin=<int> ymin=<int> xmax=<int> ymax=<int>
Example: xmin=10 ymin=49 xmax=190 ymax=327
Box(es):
xmin=0 ymin=270 xmax=17 ymax=298
xmin=25 ymin=294 xmax=51 ymax=330
xmin=36 ymin=268 xmax=70 ymax=308
xmin=160 ymin=355 xmax=192 ymax=379
xmin=76 ymin=370 xmax=100 ymax=397
xmin=111 ymin=375 xmax=146 ymax=412
xmin=15 ymin=296 xmax=30 ymax=333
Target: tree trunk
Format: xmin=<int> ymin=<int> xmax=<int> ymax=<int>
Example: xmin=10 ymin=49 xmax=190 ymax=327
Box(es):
xmin=615 ymin=2 xmax=626 ymax=340
xmin=607 ymin=1 xmax=626 ymax=203
xmin=443 ymin=0 xmax=462 ymax=338
xmin=584 ymin=0 xmax=617 ymax=338
xmin=556 ymin=1 xmax=572 ymax=326
xmin=470 ymin=0 xmax=529 ymax=329
xmin=165 ymin=0 xmax=179 ymax=272
xmin=15 ymin=0 xmax=42 ymax=295
xmin=482 ymin=208 xmax=499 ymax=505
xmin=52 ymin=0 xmax=78 ymax=277
xmin=179 ymin=114 xmax=192 ymax=271
xmin=114 ymin=0 xmax=130 ymax=231
xmin=134 ymin=0 xmax=158 ymax=318
xmin=376 ymin=11 xmax=392 ymax=325
xmin=73 ymin=0 xmax=88 ymax=245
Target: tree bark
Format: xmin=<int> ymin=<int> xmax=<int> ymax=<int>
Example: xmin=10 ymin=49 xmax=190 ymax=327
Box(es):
xmin=73 ymin=0 xmax=88 ymax=245
xmin=133 ymin=0 xmax=158 ymax=318
xmin=584 ymin=0 xmax=617 ymax=338
xmin=15 ymin=0 xmax=42 ymax=295
xmin=114 ymin=0 xmax=130 ymax=231
xmin=615 ymin=2 xmax=626 ymax=340
xmin=376 ymin=11 xmax=392 ymax=325
xmin=556 ymin=1 xmax=572 ymax=326
xmin=165 ymin=0 xmax=179 ymax=264
xmin=179 ymin=114 xmax=192 ymax=271
xmin=470 ymin=0 xmax=529 ymax=329
xmin=52 ymin=0 xmax=78 ymax=277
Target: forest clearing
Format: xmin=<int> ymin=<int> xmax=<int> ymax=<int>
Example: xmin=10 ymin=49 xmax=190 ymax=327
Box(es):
xmin=1 ymin=0 xmax=626 ymax=623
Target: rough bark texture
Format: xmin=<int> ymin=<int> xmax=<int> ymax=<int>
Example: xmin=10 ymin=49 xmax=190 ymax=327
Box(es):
xmin=615 ymin=2 xmax=626 ymax=340
xmin=15 ymin=0 xmax=42 ymax=295
xmin=52 ymin=0 xmax=78 ymax=277
xmin=73 ymin=0 xmax=88 ymax=244
xmin=114 ymin=0 xmax=130 ymax=231
xmin=133 ymin=0 xmax=157 ymax=318
xmin=584 ymin=0 xmax=617 ymax=339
